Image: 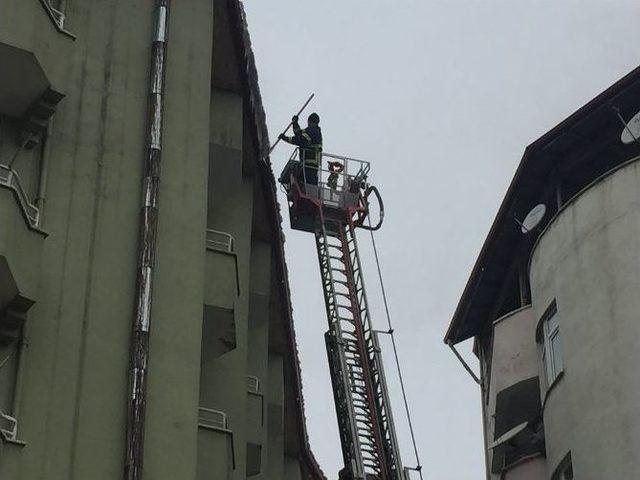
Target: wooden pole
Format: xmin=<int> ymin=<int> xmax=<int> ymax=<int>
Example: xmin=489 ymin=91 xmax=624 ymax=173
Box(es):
xmin=267 ymin=93 xmax=315 ymax=155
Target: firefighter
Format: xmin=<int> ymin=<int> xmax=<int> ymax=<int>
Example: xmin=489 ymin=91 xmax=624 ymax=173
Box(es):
xmin=279 ymin=112 xmax=323 ymax=186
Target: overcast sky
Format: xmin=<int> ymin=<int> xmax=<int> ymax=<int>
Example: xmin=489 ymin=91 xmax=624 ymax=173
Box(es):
xmin=243 ymin=2 xmax=640 ymax=479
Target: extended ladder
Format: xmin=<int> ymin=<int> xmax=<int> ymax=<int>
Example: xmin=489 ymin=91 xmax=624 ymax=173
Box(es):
xmin=316 ymin=218 xmax=404 ymax=480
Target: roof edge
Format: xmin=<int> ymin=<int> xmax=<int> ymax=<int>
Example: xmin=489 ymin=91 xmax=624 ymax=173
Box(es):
xmin=228 ymin=2 xmax=326 ymax=477
xmin=445 ymin=64 xmax=640 ymax=345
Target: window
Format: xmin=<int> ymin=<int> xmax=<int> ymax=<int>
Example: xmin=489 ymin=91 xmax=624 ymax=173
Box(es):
xmin=540 ymin=302 xmax=563 ymax=386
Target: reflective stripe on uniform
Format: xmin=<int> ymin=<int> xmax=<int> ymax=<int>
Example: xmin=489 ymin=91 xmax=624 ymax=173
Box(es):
xmin=304 ymin=145 xmax=322 ymax=167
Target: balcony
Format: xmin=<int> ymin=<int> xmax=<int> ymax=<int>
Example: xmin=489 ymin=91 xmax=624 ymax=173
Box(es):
xmin=197 ymin=406 xmax=236 ymax=474
xmin=205 ymin=229 xmax=240 ymax=300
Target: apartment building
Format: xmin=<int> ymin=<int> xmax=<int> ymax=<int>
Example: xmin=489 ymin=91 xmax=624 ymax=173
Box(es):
xmin=446 ymin=67 xmax=640 ymax=479
xmin=0 ymin=1 xmax=323 ymax=479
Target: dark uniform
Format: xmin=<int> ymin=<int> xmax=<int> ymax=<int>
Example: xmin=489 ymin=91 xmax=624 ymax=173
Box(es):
xmin=280 ymin=114 xmax=323 ymax=186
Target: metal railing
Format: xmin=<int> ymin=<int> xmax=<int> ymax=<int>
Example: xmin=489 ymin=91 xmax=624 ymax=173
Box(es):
xmin=0 ymin=164 xmax=40 ymax=227
xmin=287 ymin=149 xmax=371 ymax=209
xmin=0 ymin=410 xmax=18 ymax=442
xmin=245 ymin=375 xmax=260 ymax=394
xmin=38 ymin=0 xmax=67 ymax=30
xmin=198 ymin=407 xmax=227 ymax=430
xmin=205 ymin=229 xmax=234 ymax=253
xmin=50 ymin=5 xmax=66 ymax=29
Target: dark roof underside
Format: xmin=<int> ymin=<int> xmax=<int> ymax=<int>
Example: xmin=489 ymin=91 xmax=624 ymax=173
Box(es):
xmin=446 ymin=65 xmax=640 ymax=345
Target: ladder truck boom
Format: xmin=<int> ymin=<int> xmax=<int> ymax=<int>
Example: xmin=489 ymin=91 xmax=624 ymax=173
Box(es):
xmin=279 ymin=150 xmax=405 ymax=480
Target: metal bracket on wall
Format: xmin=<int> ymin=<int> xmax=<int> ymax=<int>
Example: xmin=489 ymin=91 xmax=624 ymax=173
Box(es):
xmin=448 ymin=342 xmax=481 ymax=386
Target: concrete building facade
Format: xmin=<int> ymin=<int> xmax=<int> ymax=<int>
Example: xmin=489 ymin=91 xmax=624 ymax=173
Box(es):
xmin=445 ymin=68 xmax=640 ymax=480
xmin=0 ymin=1 xmax=323 ymax=479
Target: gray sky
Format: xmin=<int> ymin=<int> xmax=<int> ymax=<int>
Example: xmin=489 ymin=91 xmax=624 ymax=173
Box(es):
xmin=243 ymin=1 xmax=640 ymax=478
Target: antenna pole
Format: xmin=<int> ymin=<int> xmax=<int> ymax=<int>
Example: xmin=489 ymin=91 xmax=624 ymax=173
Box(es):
xmin=613 ymin=106 xmax=640 ymax=144
xmin=513 ymin=215 xmax=528 ymax=233
xmin=268 ymin=93 xmax=315 ymax=155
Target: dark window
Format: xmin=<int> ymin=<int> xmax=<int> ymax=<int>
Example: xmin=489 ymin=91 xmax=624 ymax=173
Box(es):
xmin=0 ymin=341 xmax=18 ymax=414
xmin=490 ymin=377 xmax=545 ymax=474
xmin=201 ymin=304 xmax=236 ymax=363
xmin=246 ymin=442 xmax=262 ymax=477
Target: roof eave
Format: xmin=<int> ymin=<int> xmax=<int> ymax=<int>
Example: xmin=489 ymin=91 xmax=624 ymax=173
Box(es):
xmin=228 ymin=2 xmax=326 ymax=477
xmin=444 ymin=64 xmax=640 ymax=345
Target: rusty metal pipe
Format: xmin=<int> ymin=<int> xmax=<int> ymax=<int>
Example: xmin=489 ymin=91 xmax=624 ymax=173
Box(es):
xmin=124 ymin=2 xmax=170 ymax=479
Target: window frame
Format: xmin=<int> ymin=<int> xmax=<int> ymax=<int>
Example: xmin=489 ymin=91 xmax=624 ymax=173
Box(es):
xmin=539 ymin=301 xmax=564 ymax=387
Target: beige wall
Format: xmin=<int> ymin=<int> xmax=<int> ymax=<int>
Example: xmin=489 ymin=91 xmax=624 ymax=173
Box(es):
xmin=490 ymin=307 xmax=539 ymax=396
xmin=530 ymin=158 xmax=640 ymax=479
xmin=485 ymin=306 xmax=546 ymax=480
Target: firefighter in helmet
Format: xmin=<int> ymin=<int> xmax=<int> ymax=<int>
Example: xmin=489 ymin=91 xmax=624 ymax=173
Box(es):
xmin=279 ymin=112 xmax=323 ymax=186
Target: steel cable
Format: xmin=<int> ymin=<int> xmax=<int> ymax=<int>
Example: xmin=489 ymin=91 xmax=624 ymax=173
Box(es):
xmin=367 ymin=216 xmax=424 ymax=480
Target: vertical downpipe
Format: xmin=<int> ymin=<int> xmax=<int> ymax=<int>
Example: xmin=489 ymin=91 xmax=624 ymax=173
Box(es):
xmin=124 ymin=2 xmax=170 ymax=479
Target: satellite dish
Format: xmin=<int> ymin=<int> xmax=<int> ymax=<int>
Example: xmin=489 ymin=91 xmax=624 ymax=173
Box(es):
xmin=620 ymin=110 xmax=640 ymax=144
xmin=519 ymin=204 xmax=546 ymax=234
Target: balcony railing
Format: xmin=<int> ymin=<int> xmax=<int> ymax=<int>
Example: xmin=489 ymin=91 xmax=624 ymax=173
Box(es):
xmin=0 ymin=410 xmax=18 ymax=442
xmin=283 ymin=149 xmax=370 ymax=210
xmin=38 ymin=0 xmax=68 ymax=31
xmin=246 ymin=375 xmax=260 ymax=394
xmin=198 ymin=407 xmax=228 ymax=430
xmin=206 ymin=229 xmax=234 ymax=253
xmin=0 ymin=165 xmax=40 ymax=228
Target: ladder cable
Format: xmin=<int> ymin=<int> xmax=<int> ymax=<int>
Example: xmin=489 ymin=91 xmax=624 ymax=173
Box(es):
xmin=367 ymin=217 xmax=425 ymax=480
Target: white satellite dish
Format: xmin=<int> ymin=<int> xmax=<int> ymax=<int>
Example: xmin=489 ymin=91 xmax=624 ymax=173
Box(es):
xmin=620 ymin=110 xmax=640 ymax=144
xmin=519 ymin=204 xmax=546 ymax=234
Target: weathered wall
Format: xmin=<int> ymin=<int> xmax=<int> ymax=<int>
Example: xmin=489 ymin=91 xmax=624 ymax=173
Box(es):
xmin=530 ymin=159 xmax=640 ymax=479
xmin=490 ymin=307 xmax=538 ymax=394
xmin=0 ymin=1 xmax=214 ymax=478
xmin=200 ymin=87 xmax=251 ymax=480
xmin=0 ymin=2 xmax=315 ymax=479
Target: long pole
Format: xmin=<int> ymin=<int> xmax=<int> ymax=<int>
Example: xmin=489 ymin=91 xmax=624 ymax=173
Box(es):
xmin=267 ymin=93 xmax=314 ymax=155
xmin=124 ymin=2 xmax=170 ymax=479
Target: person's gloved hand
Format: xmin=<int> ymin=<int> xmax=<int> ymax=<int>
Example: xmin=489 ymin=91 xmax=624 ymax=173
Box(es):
xmin=279 ymin=133 xmax=287 ymax=141
xmin=292 ymin=115 xmax=299 ymax=123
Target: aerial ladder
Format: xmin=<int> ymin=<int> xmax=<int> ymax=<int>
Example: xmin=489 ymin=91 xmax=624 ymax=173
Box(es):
xmin=279 ymin=149 xmax=407 ymax=480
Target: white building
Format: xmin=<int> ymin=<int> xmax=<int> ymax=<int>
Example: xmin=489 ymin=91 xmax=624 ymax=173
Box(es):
xmin=445 ymin=67 xmax=640 ymax=480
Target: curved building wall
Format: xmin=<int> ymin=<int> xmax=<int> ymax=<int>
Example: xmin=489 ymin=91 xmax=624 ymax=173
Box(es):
xmin=529 ymin=159 xmax=640 ymax=478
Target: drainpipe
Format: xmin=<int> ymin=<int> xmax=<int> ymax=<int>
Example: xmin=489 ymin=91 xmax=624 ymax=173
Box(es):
xmin=124 ymin=2 xmax=170 ymax=479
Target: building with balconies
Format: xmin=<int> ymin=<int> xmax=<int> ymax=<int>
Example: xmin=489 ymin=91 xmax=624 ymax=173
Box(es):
xmin=0 ymin=1 xmax=323 ymax=479
xmin=445 ymin=67 xmax=640 ymax=479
